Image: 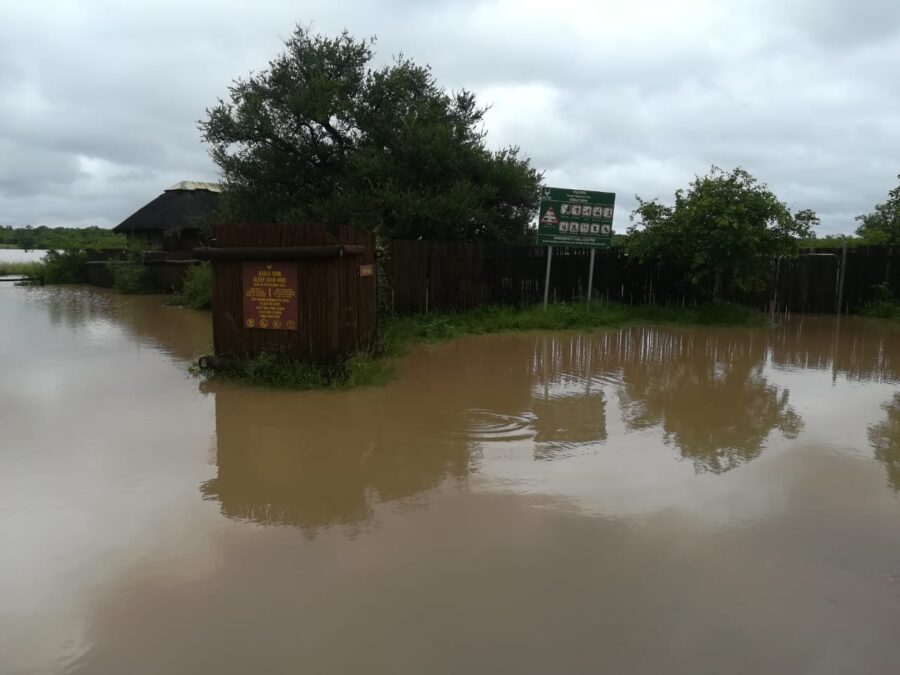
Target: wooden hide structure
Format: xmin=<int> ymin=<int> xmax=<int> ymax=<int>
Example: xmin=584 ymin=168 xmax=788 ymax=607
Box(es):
xmin=197 ymin=223 xmax=376 ymax=363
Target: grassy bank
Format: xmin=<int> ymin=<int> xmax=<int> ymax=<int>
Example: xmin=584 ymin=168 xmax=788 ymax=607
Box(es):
xmin=860 ymin=301 xmax=900 ymax=320
xmin=0 ymin=250 xmax=87 ymax=283
xmin=202 ymin=302 xmax=764 ymax=391
xmin=0 ymin=261 xmax=42 ymax=277
xmin=380 ymin=302 xmax=762 ymax=354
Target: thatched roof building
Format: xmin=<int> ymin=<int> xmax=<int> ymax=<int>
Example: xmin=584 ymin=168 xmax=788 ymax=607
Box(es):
xmin=114 ymin=181 xmax=222 ymax=252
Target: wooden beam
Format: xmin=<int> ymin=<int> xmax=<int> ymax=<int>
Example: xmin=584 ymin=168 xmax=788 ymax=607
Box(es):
xmin=193 ymin=245 xmax=365 ymax=261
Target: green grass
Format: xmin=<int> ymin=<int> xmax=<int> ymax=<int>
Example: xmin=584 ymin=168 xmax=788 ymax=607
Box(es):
xmin=860 ymin=301 xmax=900 ymax=320
xmin=202 ymin=350 xmax=396 ymax=391
xmin=380 ymin=301 xmax=763 ymax=357
xmin=201 ymin=301 xmax=764 ymax=391
xmin=0 ymin=261 xmax=42 ymax=277
xmin=0 ymin=250 xmax=88 ymax=283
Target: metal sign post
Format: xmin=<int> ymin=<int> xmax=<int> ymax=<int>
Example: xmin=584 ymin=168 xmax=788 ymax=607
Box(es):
xmin=537 ymin=186 xmax=615 ymax=307
xmin=586 ymin=248 xmax=596 ymax=304
xmin=543 ymin=245 xmax=553 ymax=310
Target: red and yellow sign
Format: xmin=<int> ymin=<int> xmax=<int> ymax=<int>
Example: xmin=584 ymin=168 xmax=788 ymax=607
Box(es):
xmin=242 ymin=262 xmax=298 ymax=331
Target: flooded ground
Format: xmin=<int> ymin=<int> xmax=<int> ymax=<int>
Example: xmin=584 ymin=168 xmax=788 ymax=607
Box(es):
xmin=2 ymin=284 xmax=900 ymax=675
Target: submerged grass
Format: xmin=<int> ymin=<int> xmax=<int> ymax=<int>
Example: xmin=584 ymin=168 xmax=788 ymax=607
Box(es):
xmin=202 ymin=301 xmax=763 ymax=391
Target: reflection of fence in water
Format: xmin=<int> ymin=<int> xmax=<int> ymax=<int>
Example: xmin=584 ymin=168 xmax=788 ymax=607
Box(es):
xmin=768 ymin=316 xmax=900 ymax=384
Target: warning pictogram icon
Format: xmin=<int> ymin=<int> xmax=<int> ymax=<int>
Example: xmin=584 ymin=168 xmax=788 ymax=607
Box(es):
xmin=540 ymin=207 xmax=559 ymax=225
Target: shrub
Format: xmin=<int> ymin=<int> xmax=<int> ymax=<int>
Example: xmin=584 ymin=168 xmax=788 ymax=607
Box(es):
xmin=109 ymin=243 xmax=153 ymax=294
xmin=41 ymin=249 xmax=88 ymax=283
xmin=168 ymin=261 xmax=212 ymax=309
xmin=110 ymin=261 xmax=153 ymax=294
xmin=860 ymin=282 xmax=900 ymax=319
xmin=627 ymin=167 xmax=816 ymax=301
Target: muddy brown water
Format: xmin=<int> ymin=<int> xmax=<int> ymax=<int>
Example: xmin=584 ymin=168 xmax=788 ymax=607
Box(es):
xmin=2 ymin=285 xmax=900 ymax=675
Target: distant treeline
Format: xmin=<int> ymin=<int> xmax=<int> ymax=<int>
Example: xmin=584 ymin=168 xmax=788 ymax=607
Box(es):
xmin=0 ymin=225 xmax=125 ymax=250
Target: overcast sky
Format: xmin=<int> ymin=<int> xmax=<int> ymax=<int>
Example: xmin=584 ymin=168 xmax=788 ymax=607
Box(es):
xmin=1 ymin=0 xmax=898 ymax=234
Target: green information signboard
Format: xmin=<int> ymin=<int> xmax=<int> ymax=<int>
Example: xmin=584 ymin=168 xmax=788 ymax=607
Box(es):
xmin=537 ymin=186 xmax=616 ymax=248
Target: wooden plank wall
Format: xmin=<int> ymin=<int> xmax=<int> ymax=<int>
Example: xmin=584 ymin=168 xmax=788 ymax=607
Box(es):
xmin=389 ymin=242 xmax=900 ymax=315
xmin=211 ymin=223 xmax=376 ymax=362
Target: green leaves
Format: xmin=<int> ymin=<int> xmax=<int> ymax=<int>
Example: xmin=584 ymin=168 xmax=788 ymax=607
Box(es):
xmin=200 ymin=26 xmax=540 ymax=243
xmin=627 ymin=166 xmax=816 ymax=298
xmin=855 ymin=175 xmax=900 ymax=245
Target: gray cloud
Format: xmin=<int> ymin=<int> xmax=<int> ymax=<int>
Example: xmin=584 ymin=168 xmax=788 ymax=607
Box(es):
xmin=0 ymin=0 xmax=897 ymax=233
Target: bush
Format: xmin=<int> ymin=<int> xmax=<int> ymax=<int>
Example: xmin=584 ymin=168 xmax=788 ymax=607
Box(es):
xmin=861 ymin=302 xmax=900 ymax=319
xmin=168 ymin=261 xmax=212 ymax=309
xmin=41 ymin=249 xmax=88 ymax=283
xmin=108 ymin=243 xmax=153 ymax=294
xmin=110 ymin=261 xmax=153 ymax=294
xmin=627 ymin=167 xmax=816 ymax=300
xmin=860 ymin=283 xmax=900 ymax=319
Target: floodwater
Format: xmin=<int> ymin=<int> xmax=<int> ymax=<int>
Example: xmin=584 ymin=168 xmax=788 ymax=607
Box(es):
xmin=2 ymin=285 xmax=900 ymax=675
xmin=0 ymin=249 xmax=47 ymax=264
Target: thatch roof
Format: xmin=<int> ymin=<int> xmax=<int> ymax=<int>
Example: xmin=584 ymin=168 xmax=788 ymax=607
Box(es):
xmin=113 ymin=182 xmax=222 ymax=235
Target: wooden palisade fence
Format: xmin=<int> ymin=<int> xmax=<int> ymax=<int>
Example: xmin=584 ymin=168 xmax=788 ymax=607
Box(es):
xmin=389 ymin=241 xmax=900 ymax=315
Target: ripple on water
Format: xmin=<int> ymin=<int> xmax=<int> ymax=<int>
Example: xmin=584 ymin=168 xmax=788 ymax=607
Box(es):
xmin=530 ymin=372 xmax=622 ymax=399
xmin=455 ymin=409 xmax=537 ymax=443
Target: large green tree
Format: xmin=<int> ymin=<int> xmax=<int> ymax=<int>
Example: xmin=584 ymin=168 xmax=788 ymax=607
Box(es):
xmin=856 ymin=175 xmax=900 ymax=245
xmin=626 ymin=167 xmax=815 ymax=300
xmin=200 ymin=28 xmax=541 ymax=242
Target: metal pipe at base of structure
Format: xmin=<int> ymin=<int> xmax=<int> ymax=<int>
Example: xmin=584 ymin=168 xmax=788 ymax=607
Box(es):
xmin=197 ymin=355 xmax=237 ymax=371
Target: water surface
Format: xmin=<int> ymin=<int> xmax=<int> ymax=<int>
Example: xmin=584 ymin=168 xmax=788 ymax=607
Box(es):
xmin=0 ymin=248 xmax=47 ymax=264
xmin=2 ymin=284 xmax=899 ymax=674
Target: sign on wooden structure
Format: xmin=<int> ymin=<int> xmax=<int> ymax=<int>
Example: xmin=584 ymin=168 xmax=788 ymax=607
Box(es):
xmin=196 ymin=223 xmax=377 ymax=364
xmin=242 ymin=262 xmax=298 ymax=330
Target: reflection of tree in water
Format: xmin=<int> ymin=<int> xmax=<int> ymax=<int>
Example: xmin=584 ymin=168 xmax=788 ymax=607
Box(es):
xmin=868 ymin=393 xmax=900 ymax=492
xmin=611 ymin=328 xmax=802 ymax=474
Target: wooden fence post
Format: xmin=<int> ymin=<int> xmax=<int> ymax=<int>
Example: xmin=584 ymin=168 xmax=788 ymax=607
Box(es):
xmin=836 ymin=242 xmax=847 ymax=315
